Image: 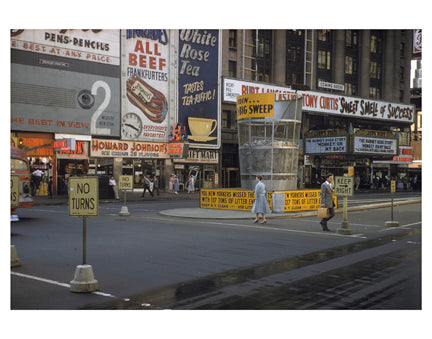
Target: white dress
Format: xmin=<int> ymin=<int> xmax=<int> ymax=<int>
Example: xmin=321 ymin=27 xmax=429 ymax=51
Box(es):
xmin=252 ymin=181 xmax=271 ymax=214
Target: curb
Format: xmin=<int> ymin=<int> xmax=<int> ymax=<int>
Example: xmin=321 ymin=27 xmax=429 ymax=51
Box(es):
xmin=159 ymin=199 xmax=421 ymax=220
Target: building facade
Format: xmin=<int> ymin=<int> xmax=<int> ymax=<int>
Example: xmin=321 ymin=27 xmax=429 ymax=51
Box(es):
xmin=220 ymin=29 xmax=419 ymax=190
xmin=10 ymin=29 xmax=420 ymax=196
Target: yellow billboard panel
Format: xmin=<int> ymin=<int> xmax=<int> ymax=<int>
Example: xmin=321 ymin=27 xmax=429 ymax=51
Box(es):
xmin=200 ymin=189 xmax=337 ymax=212
xmin=236 ymin=93 xmax=275 ymax=120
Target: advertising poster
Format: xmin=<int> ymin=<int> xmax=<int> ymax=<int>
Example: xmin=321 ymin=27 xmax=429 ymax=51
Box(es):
xmin=11 ymin=29 xmax=121 ymax=136
xmin=121 ymin=30 xmax=170 ymax=142
xmin=178 ymin=29 xmax=220 ymax=148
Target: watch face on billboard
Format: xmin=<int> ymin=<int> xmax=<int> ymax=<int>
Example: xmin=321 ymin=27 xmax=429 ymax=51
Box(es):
xmin=11 ymin=29 xmax=121 ymax=137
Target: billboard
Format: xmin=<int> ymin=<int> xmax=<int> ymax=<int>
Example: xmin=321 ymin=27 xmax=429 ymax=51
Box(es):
xmin=121 ymin=30 xmax=170 ymax=142
xmin=11 ymin=29 xmax=121 ymax=137
xmin=178 ymin=29 xmax=220 ymax=148
xmin=223 ymin=78 xmax=415 ymax=124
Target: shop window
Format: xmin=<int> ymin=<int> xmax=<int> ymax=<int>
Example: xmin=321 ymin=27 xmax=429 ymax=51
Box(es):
xmin=229 ymin=60 xmax=237 ymax=77
xmin=344 ymin=82 xmax=356 ymax=96
xmin=222 ymin=110 xmax=230 ymax=129
xmin=229 ymin=30 xmax=237 ymax=49
xmin=371 ymin=35 xmax=378 ymax=53
xmin=318 ymin=50 xmax=331 ymax=70
xmin=318 ymin=30 xmax=330 ymax=42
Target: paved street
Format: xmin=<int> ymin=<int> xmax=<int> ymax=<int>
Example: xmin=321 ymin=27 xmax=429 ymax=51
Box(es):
xmin=11 ymin=191 xmax=421 ymax=311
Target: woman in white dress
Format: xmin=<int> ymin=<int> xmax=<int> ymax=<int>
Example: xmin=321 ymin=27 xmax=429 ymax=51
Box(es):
xmin=252 ymin=175 xmax=270 ymax=224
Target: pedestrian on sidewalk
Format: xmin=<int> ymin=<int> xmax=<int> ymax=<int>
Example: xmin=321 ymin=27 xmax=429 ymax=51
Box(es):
xmin=319 ymin=173 xmax=335 ymax=231
xmin=169 ymin=174 xmax=174 ymax=193
xmin=252 ymin=175 xmax=270 ymax=224
xmin=173 ymin=175 xmax=179 ymax=194
xmin=109 ymin=176 xmax=120 ymax=200
xmin=152 ymin=175 xmax=160 ymax=196
xmin=142 ymin=175 xmax=154 ymax=197
xmin=187 ymin=175 xmax=195 ymax=193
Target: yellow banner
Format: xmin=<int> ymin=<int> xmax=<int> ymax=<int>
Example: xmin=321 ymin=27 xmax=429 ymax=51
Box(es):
xmin=236 ymin=93 xmax=275 ymax=120
xmin=200 ymin=189 xmax=337 ymax=212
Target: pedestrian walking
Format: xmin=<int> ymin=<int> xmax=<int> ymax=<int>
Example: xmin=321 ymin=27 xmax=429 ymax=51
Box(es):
xmin=152 ymin=175 xmax=160 ymax=196
xmin=173 ymin=175 xmax=179 ymax=194
xmin=251 ymin=175 xmax=270 ymax=224
xmin=187 ymin=175 xmax=195 ymax=193
xmin=141 ymin=175 xmax=154 ymax=197
xmin=109 ymin=176 xmax=120 ymax=199
xmin=31 ymin=168 xmax=44 ymax=195
xmin=355 ymin=175 xmax=360 ymax=190
xmin=48 ymin=176 xmax=53 ymax=198
xmin=319 ymin=173 xmax=335 ymax=231
xmin=169 ymin=175 xmax=174 ymax=193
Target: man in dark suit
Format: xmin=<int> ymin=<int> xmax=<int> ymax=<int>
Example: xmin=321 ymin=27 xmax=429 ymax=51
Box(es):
xmin=320 ymin=173 xmax=335 ymax=231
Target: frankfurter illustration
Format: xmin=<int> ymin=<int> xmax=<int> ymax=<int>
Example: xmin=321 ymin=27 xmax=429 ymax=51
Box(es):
xmin=126 ymin=77 xmax=168 ymax=123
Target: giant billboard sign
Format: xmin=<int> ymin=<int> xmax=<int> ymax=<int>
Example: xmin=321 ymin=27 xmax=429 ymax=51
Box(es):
xmin=178 ymin=29 xmax=220 ymax=148
xmin=11 ymin=29 xmax=121 ymax=137
xmin=121 ymin=30 xmax=170 ymax=142
xmin=223 ymin=78 xmax=414 ymax=124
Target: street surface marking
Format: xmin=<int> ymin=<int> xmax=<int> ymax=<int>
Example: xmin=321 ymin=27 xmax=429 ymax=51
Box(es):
xmin=379 ymin=221 xmax=421 ymax=232
xmin=148 ymin=216 xmax=363 ymax=237
xmin=11 ymin=271 xmax=116 ymax=298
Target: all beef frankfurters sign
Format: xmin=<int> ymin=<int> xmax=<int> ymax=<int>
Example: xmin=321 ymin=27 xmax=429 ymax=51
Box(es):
xmin=121 ymin=30 xmax=170 ymax=142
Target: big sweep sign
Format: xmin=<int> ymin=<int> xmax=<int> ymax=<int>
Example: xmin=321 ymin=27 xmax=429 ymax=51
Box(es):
xmin=236 ymin=93 xmax=275 ymax=120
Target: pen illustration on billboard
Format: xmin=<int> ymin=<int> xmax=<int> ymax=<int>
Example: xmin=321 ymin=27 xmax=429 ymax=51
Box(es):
xmin=11 ymin=29 xmax=121 ymax=137
xmin=178 ymin=29 xmax=219 ymax=146
xmin=122 ymin=30 xmax=170 ymax=141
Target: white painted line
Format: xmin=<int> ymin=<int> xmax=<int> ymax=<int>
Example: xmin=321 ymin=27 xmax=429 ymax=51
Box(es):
xmin=11 ymin=271 xmax=116 ymax=298
xmin=11 ymin=271 xmax=70 ymax=288
xmin=149 ymin=216 xmax=362 ymax=237
xmin=206 ymin=221 xmax=358 ymax=237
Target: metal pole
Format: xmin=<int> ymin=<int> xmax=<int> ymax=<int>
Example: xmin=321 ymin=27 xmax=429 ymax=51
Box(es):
xmin=83 ymin=216 xmax=87 ymax=265
xmin=124 ymin=189 xmax=127 ymax=207
xmin=391 ymin=194 xmax=394 ymax=222
xmin=343 ymin=196 xmax=348 ymax=223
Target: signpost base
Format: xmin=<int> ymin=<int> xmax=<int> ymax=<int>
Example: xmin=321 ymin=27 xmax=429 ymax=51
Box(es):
xmin=385 ymin=221 xmax=400 ymax=227
xmin=11 ymin=245 xmax=21 ymax=267
xmin=70 ymin=264 xmax=98 ymax=293
xmin=337 ymin=221 xmax=353 ymax=235
xmin=119 ymin=206 xmax=130 ymax=216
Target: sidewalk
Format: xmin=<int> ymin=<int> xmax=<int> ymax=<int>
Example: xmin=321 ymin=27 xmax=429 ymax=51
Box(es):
xmin=32 ymin=189 xmax=200 ymax=205
xmin=32 ymin=189 xmax=421 ymax=220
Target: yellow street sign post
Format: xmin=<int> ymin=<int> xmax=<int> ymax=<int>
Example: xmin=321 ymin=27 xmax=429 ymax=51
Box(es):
xmin=68 ymin=176 xmax=99 ymax=292
xmin=386 ymin=180 xmax=399 ymax=227
xmin=118 ymin=175 xmax=133 ymax=216
xmin=334 ymin=176 xmax=354 ymax=235
xmin=11 ymin=175 xmax=20 ymax=209
xmin=11 ymin=175 xmax=21 ymax=266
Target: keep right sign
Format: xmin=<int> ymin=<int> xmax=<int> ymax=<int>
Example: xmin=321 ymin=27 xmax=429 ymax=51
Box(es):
xmin=334 ymin=176 xmax=354 ymax=197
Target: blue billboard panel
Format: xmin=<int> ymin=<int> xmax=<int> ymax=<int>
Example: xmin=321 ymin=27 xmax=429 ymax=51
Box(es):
xmin=178 ymin=29 xmax=219 ymax=148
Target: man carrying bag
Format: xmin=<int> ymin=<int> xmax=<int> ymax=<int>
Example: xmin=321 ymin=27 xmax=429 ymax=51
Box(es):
xmin=319 ymin=173 xmax=335 ymax=231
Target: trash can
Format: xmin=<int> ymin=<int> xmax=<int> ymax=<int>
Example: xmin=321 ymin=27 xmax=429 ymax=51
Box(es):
xmin=272 ymin=192 xmax=286 ymax=214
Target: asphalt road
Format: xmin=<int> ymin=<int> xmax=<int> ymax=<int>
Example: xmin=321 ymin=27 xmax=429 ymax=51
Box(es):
xmin=11 ymin=192 xmax=421 ymax=311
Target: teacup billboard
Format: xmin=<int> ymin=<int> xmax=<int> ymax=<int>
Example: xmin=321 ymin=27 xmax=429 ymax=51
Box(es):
xmin=188 ymin=117 xmax=217 ymax=142
xmin=178 ymin=29 xmax=220 ymax=148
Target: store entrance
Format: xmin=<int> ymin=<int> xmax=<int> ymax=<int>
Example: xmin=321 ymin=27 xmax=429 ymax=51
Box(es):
xmin=56 ymin=159 xmax=89 ymax=195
